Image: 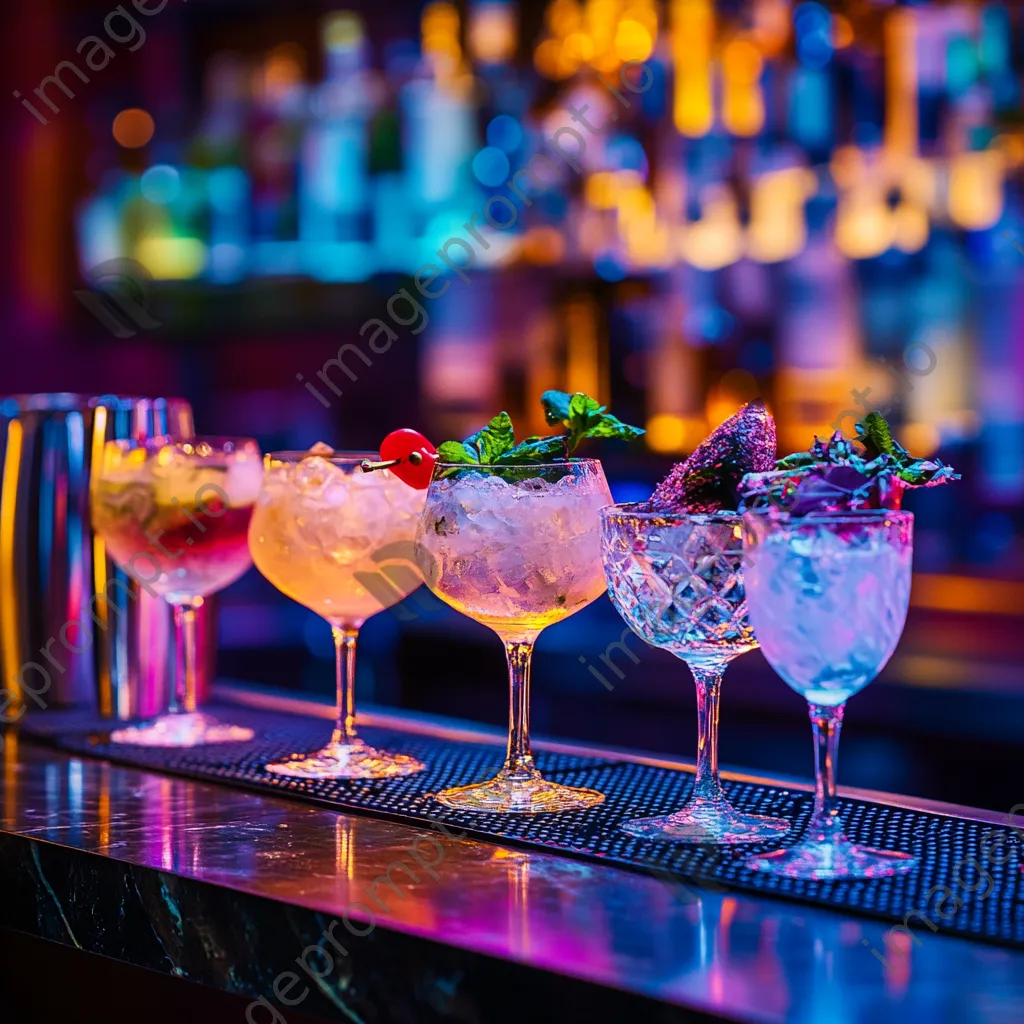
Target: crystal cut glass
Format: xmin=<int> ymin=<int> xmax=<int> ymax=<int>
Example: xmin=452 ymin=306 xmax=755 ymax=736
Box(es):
xmin=601 ymin=505 xmax=790 ymax=844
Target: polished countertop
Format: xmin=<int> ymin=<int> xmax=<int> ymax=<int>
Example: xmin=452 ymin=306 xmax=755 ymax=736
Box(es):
xmin=1 ymin=697 xmax=1023 ymax=1024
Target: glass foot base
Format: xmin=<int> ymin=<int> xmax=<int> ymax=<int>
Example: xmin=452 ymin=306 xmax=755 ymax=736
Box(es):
xmin=747 ymin=840 xmax=918 ymax=880
xmin=110 ymin=711 xmax=254 ymax=748
xmin=266 ymin=739 xmax=425 ymax=780
xmin=437 ymin=772 xmax=605 ymax=814
xmin=621 ymin=798 xmax=791 ymax=845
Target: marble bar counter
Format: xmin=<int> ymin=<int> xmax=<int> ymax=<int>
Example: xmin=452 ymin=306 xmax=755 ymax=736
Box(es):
xmin=1 ymin=693 xmax=1023 ymax=1024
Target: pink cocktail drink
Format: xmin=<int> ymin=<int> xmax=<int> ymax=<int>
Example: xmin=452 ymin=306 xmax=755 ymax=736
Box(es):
xmin=93 ymin=481 xmax=258 ymax=602
xmin=91 ymin=437 xmax=262 ymax=746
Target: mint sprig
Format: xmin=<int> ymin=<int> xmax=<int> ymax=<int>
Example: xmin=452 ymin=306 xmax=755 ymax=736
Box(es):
xmin=857 ymin=411 xmax=896 ymax=459
xmin=739 ymin=411 xmax=959 ymax=513
xmin=542 ymin=390 xmax=645 ymax=450
xmin=855 ymin=411 xmax=948 ymax=486
xmin=437 ymin=391 xmax=644 ymax=467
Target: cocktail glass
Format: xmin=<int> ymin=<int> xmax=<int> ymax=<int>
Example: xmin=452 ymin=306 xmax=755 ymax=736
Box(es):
xmin=249 ymin=451 xmax=426 ymax=779
xmin=600 ymin=505 xmax=790 ymax=843
xmin=742 ymin=510 xmax=917 ymax=880
xmin=415 ymin=460 xmax=613 ymax=813
xmin=91 ymin=436 xmax=262 ymax=746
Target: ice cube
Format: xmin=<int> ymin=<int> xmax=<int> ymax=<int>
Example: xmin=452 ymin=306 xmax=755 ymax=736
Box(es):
xmin=101 ymin=482 xmax=155 ymax=524
xmin=293 ymin=456 xmax=346 ymax=499
xmin=224 ymin=456 xmax=264 ymax=506
xmin=292 ymin=463 xmax=396 ymax=566
xmin=258 ymin=463 xmax=290 ymax=504
xmin=151 ymin=453 xmax=230 ymax=509
xmin=306 ymin=441 xmax=335 ymax=457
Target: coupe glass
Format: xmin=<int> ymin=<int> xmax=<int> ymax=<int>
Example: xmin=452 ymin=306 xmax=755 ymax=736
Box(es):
xmin=249 ymin=451 xmax=426 ymax=779
xmin=742 ymin=510 xmax=916 ymax=880
xmin=91 ymin=437 xmax=262 ymax=746
xmin=415 ymin=460 xmax=613 ymax=813
xmin=600 ymin=506 xmax=790 ymax=844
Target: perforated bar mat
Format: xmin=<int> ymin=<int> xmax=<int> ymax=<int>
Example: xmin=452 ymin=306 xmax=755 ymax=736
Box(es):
xmin=23 ymin=706 xmax=1024 ymax=948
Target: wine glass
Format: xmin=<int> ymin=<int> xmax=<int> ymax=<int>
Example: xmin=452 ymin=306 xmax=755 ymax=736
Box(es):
xmin=248 ymin=451 xmax=427 ymax=778
xmin=600 ymin=505 xmax=790 ymax=843
xmin=415 ymin=460 xmax=613 ymax=813
xmin=91 ymin=437 xmax=262 ymax=746
xmin=742 ymin=509 xmax=917 ymax=879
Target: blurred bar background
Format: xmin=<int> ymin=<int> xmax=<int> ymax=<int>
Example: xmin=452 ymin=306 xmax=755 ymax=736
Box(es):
xmin=2 ymin=0 xmax=1022 ymax=809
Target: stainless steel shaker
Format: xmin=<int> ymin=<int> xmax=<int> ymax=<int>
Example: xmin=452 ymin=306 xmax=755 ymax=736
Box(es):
xmin=0 ymin=394 xmax=213 ymax=720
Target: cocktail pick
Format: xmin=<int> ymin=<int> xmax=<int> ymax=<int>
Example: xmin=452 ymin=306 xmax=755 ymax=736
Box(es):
xmin=360 ymin=428 xmax=438 ymax=489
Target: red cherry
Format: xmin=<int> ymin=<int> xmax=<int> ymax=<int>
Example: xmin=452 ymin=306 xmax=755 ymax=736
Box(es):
xmin=379 ymin=428 xmax=438 ymax=489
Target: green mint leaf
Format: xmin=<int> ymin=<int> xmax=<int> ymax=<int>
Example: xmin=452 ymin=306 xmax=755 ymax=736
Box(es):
xmin=568 ymin=392 xmax=607 ymax=436
xmin=437 ymin=441 xmax=479 ymax=464
xmin=745 ymin=414 xmax=960 ymax=511
xmin=775 ymin=451 xmax=818 ymax=470
xmin=541 ymin=390 xmax=573 ymax=426
xmin=496 ymin=435 xmax=569 ymax=464
xmin=856 ymin=412 xmax=896 ymax=459
xmin=465 ymin=411 xmax=515 ymax=463
xmin=442 ymin=392 xmax=642 ymax=474
xmin=581 ymin=414 xmax=645 ymax=442
xmin=893 ymin=459 xmax=959 ymax=487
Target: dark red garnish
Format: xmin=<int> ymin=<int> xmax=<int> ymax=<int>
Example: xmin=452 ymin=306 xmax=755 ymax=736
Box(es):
xmin=649 ymin=400 xmax=777 ymax=513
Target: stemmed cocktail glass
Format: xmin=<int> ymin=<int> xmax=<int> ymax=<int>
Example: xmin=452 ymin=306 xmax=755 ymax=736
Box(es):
xmin=415 ymin=460 xmax=613 ymax=813
xmin=601 ymin=506 xmax=790 ymax=843
xmin=742 ymin=510 xmax=917 ymax=879
xmin=91 ymin=437 xmax=262 ymax=746
xmin=249 ymin=450 xmax=426 ymax=779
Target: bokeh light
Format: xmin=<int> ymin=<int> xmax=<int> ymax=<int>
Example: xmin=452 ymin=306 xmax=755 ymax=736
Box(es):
xmin=472 ymin=146 xmax=512 ymax=187
xmin=519 ymin=226 xmax=565 ymax=265
xmin=795 ymin=1 xmax=833 ymax=68
xmin=112 ymin=109 xmax=155 ymax=149
xmin=614 ymin=20 xmax=653 ymax=62
xmin=606 ymin=136 xmax=649 ymax=179
xmin=594 ymin=252 xmax=627 ymax=282
xmin=486 ymin=114 xmax=524 ymax=153
xmin=140 ymin=165 xmax=181 ymax=205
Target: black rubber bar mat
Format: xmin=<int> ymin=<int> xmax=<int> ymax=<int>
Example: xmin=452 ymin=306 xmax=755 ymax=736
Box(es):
xmin=21 ymin=705 xmax=1024 ymax=948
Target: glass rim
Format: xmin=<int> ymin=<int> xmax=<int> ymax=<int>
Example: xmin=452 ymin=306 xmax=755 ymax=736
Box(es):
xmin=2 ymin=393 xmax=190 ymax=413
xmin=599 ymin=502 xmax=743 ymax=524
xmin=106 ymin=435 xmax=260 ymax=453
xmin=433 ymin=457 xmax=602 ymax=470
xmin=742 ymin=508 xmax=914 ymax=525
xmin=265 ymin=449 xmax=379 ymax=464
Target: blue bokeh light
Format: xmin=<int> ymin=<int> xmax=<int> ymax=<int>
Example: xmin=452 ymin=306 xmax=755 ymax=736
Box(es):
xmin=595 ymin=252 xmax=627 ymax=282
xmin=795 ymin=1 xmax=833 ymax=69
xmin=208 ymin=166 xmax=247 ymax=212
xmin=606 ymin=135 xmax=649 ymax=179
xmin=472 ymin=146 xmax=512 ymax=188
xmin=486 ymin=114 xmax=523 ymax=153
xmin=794 ymin=2 xmax=830 ymax=34
xmin=140 ymin=164 xmax=181 ymax=205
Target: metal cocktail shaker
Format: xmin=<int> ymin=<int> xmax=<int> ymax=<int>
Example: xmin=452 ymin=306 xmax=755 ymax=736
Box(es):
xmin=0 ymin=394 xmax=213 ymax=721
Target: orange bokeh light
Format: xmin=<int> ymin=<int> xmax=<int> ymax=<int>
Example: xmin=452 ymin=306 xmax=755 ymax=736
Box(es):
xmin=112 ymin=109 xmax=155 ymax=149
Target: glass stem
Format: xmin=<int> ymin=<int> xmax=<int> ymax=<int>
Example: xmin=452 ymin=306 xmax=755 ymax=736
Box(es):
xmin=171 ymin=598 xmax=203 ymax=715
xmin=808 ymin=702 xmax=847 ymax=842
xmin=502 ymin=640 xmax=539 ymax=781
xmin=690 ymin=661 xmax=727 ymax=803
xmin=330 ymin=625 xmax=360 ymax=747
